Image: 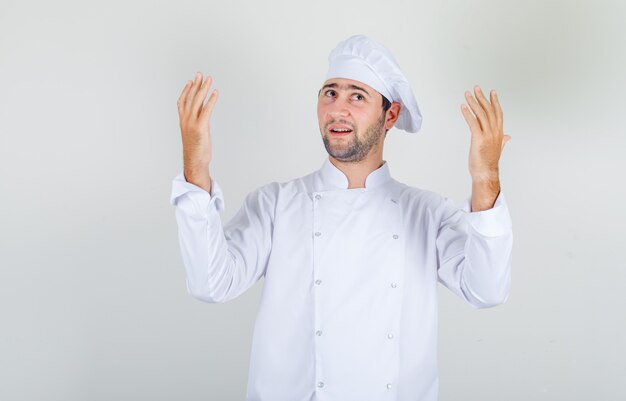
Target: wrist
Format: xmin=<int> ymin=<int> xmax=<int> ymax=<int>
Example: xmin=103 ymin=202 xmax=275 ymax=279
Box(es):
xmin=183 ymin=164 xmax=212 ymax=191
xmin=471 ymin=179 xmax=500 ymax=212
xmin=470 ymin=168 xmax=499 ymax=183
xmin=184 ymin=158 xmax=209 ymax=175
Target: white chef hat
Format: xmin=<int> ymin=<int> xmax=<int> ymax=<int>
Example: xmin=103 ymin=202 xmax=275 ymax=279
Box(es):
xmin=325 ymin=34 xmax=422 ymax=133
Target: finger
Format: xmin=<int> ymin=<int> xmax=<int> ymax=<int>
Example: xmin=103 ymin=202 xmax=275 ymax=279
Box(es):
xmin=460 ymin=104 xmax=481 ymax=136
xmin=464 ymin=91 xmax=489 ymax=133
xmin=473 ymin=85 xmax=497 ymax=131
xmin=199 ymin=89 xmax=219 ymax=122
xmin=185 ymin=71 xmax=204 ymax=107
xmin=490 ymin=90 xmax=504 ymax=133
xmin=177 ymin=80 xmax=192 ymax=113
xmin=192 ymin=75 xmax=213 ymax=117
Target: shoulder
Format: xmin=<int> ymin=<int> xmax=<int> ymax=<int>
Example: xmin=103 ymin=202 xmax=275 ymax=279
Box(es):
xmin=248 ymin=173 xmax=308 ymax=205
xmin=393 ymin=180 xmax=446 ymax=210
xmin=262 ymin=169 xmax=315 ymax=196
xmin=391 ymin=181 xmax=461 ymax=227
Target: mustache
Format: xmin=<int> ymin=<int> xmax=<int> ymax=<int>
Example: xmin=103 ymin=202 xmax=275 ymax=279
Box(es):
xmin=325 ymin=120 xmax=355 ymax=130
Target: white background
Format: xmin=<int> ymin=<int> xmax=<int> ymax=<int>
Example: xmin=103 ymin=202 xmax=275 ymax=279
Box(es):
xmin=1 ymin=0 xmax=625 ymax=399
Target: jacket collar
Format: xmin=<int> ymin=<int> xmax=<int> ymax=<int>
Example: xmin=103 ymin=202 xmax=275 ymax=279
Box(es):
xmin=318 ymin=157 xmax=392 ymax=190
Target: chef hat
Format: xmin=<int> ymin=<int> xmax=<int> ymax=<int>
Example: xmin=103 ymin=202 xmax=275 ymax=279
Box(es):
xmin=325 ymin=34 xmax=422 ymax=133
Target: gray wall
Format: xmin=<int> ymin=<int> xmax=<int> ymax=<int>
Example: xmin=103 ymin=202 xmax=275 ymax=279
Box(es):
xmin=1 ymin=0 xmax=624 ymax=399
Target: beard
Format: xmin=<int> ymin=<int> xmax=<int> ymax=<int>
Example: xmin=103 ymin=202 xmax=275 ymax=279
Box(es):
xmin=321 ymin=111 xmax=385 ymax=163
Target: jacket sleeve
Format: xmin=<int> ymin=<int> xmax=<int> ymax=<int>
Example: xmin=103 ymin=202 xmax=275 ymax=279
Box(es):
xmin=169 ymin=170 xmax=274 ymax=303
xmin=435 ymin=191 xmax=513 ymax=309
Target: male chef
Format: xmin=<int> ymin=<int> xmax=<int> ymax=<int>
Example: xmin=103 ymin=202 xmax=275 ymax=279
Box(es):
xmin=170 ymin=34 xmax=512 ymax=401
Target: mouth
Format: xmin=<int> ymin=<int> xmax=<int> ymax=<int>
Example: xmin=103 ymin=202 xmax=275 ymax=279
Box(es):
xmin=328 ymin=124 xmax=354 ymax=137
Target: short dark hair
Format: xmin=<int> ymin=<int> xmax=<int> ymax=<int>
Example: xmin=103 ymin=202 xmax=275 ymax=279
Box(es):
xmin=382 ymin=94 xmax=392 ymax=113
xmin=381 ymin=95 xmax=391 ymax=136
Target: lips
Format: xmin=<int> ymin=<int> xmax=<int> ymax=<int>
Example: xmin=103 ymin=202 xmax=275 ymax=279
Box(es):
xmin=330 ymin=130 xmax=351 ymax=136
xmin=328 ymin=124 xmax=353 ymax=136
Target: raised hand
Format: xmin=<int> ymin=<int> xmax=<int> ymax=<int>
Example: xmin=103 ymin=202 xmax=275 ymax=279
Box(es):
xmin=177 ymin=72 xmax=219 ymax=192
xmin=461 ymin=85 xmax=511 ymax=211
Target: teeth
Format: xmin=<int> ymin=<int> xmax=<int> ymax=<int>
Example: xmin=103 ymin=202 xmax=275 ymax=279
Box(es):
xmin=332 ymin=128 xmax=351 ymax=132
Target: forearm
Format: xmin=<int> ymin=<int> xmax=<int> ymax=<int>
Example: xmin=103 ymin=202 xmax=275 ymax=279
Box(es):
xmin=174 ymin=190 xmax=233 ymax=303
xmin=170 ymin=172 xmax=274 ymax=304
xmin=458 ymin=227 xmax=512 ymax=308
xmin=184 ymin=163 xmax=212 ymax=194
xmin=437 ymin=192 xmax=513 ymax=309
xmin=471 ymin=172 xmax=500 ymax=212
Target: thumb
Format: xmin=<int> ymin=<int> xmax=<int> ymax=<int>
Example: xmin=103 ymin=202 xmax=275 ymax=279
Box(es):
xmin=501 ymin=134 xmax=511 ymax=151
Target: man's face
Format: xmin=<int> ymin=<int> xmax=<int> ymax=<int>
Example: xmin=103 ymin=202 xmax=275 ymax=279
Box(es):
xmin=317 ymin=78 xmax=386 ymax=163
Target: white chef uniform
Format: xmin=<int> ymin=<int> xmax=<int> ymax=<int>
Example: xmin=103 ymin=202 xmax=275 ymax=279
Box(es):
xmin=169 ymin=157 xmax=513 ymax=401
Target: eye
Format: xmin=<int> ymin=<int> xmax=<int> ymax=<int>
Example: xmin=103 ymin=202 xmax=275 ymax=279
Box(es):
xmin=324 ymin=89 xmax=336 ymax=97
xmin=352 ymin=93 xmax=365 ymax=101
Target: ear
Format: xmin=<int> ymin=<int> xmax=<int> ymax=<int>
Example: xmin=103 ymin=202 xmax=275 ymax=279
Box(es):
xmin=385 ymin=102 xmax=401 ymax=130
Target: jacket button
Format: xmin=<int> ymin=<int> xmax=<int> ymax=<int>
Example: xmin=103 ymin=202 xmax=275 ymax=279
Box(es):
xmin=393 ymin=234 xmax=399 ymax=239
xmin=315 ymin=232 xmax=321 ymax=237
xmin=391 ymin=283 xmax=398 ymax=288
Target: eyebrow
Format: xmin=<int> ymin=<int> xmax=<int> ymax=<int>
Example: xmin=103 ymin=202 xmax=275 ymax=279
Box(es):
xmin=320 ymin=82 xmax=371 ymax=97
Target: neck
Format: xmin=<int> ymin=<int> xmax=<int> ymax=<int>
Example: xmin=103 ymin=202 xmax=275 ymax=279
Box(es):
xmin=328 ymin=155 xmax=384 ymax=189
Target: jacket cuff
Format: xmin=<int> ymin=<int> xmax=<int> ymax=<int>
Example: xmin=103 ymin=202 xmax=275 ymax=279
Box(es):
xmin=170 ymin=170 xmax=225 ymax=216
xmin=461 ymin=191 xmax=512 ymax=237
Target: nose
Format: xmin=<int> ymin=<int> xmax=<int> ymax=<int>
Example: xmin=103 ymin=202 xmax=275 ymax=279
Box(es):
xmin=328 ymin=96 xmax=350 ymax=118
